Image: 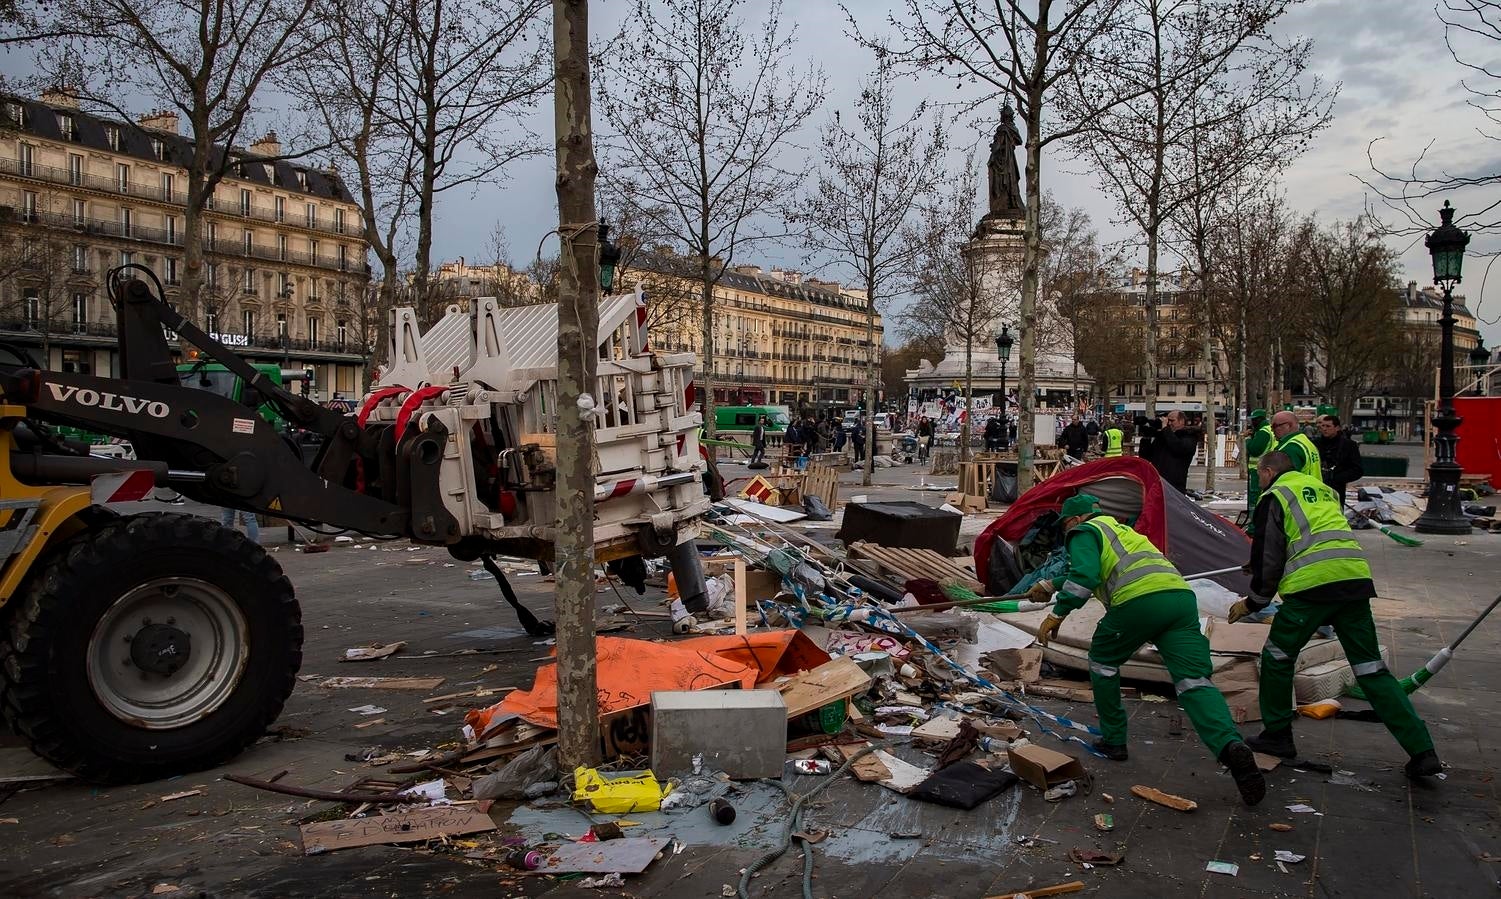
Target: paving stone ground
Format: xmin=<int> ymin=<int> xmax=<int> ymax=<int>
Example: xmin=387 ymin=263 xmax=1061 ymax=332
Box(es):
xmin=2 ymin=455 xmax=1497 ymax=898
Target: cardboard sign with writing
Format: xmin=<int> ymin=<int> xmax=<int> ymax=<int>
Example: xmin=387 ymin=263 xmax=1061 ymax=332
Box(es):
xmin=300 ymin=806 xmax=496 ymax=855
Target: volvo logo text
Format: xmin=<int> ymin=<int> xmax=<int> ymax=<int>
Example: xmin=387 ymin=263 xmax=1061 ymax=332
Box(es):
xmin=46 ymin=384 xmax=170 ymax=418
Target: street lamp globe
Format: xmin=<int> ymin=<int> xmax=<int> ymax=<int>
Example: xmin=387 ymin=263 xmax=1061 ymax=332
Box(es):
xmin=993 ymin=326 xmax=1013 ymax=362
xmin=1426 ymin=201 xmax=1470 ymax=286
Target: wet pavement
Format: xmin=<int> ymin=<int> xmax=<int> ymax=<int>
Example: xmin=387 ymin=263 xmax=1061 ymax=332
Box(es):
xmin=1 ymin=488 xmax=1498 ymax=898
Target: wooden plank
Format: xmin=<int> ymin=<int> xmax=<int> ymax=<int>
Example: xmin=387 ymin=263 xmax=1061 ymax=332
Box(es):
xmin=733 ymin=557 xmax=748 ymax=636
xmin=300 ymin=806 xmax=496 ymax=854
xmin=777 ymin=656 xmax=872 ymax=719
xmin=1131 ymin=784 xmax=1198 ymax=812
xmin=319 ymin=676 xmax=446 ymax=691
xmin=983 ymin=881 xmax=1086 ymax=899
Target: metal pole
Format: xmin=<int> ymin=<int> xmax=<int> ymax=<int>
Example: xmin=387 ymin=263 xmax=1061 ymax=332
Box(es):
xmin=1415 ymin=282 xmax=1469 ymax=534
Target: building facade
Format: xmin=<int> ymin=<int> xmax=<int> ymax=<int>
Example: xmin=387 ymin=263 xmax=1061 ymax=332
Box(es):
xmin=0 ymin=91 xmax=371 ymax=400
xmin=620 ymin=255 xmax=882 ymax=410
xmin=429 ymin=257 xmax=539 ymax=303
xmin=1350 ymin=282 xmax=1485 ymax=435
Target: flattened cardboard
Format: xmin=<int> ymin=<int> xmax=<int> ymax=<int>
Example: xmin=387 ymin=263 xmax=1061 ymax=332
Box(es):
xmin=1007 ymin=744 xmax=1086 ymax=790
xmin=985 ymin=648 xmax=1043 ymax=683
xmin=300 ymin=807 xmax=495 ymax=854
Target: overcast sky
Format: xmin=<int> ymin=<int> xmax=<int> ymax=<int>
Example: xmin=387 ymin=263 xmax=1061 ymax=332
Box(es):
xmin=6 ymin=0 xmax=1498 ymax=345
xmin=442 ymin=0 xmax=1501 ymax=347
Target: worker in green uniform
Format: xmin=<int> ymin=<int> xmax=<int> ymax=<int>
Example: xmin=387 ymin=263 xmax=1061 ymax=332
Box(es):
xmin=1230 ymin=451 xmax=1441 ymax=778
xmin=1031 ymin=494 xmax=1267 ymax=806
xmin=1102 ymin=422 xmax=1124 ymax=457
xmin=1243 ymin=409 xmax=1274 ymax=526
xmin=1270 ymin=410 xmax=1321 ymax=479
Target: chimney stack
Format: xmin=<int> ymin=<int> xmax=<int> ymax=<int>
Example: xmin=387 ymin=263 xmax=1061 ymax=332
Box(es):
xmin=249 ymin=130 xmax=282 ymax=158
xmin=41 ymin=87 xmax=80 ymax=109
xmin=138 ymin=109 xmax=180 ymax=135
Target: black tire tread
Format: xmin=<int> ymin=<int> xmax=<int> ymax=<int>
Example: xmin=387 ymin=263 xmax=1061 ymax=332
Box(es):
xmin=0 ymin=511 xmax=301 ymax=783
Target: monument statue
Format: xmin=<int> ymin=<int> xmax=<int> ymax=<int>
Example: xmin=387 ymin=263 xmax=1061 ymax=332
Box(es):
xmin=986 ymin=104 xmax=1025 ymax=219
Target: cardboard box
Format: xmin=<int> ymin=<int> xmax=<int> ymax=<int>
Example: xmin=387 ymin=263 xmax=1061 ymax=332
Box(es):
xmin=1007 ymin=744 xmax=1087 ymax=790
xmin=944 ymin=492 xmax=987 ymax=515
xmin=984 ymin=648 xmax=1042 ymax=684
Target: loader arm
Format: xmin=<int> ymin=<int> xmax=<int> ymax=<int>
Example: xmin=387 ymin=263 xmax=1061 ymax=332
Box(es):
xmin=0 ymin=268 xmax=452 ymax=540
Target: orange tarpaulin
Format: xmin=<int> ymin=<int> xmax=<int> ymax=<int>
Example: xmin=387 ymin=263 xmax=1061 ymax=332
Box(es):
xmin=465 ymin=631 xmax=830 ymax=735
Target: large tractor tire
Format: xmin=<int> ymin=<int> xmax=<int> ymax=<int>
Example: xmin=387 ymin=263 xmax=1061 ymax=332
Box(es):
xmin=0 ymin=512 xmax=301 ymax=783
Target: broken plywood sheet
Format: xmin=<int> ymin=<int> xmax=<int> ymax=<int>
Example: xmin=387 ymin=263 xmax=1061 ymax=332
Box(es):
xmin=540 ymin=836 xmax=670 ymax=874
xmin=1209 ymin=621 xmax=1272 ymax=655
xmin=872 ymin=750 xmax=929 ymax=794
xmin=827 ymin=743 xmax=893 ymax=782
xmin=911 ymin=716 xmax=964 ymax=744
xmin=300 ymin=806 xmax=496 ymax=854
xmin=775 ymin=656 xmax=871 ymax=719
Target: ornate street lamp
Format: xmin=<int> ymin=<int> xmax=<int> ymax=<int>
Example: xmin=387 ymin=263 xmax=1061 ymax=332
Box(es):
xmin=993 ymin=325 xmax=1013 ymax=449
xmin=1415 ymin=201 xmax=1472 ymax=535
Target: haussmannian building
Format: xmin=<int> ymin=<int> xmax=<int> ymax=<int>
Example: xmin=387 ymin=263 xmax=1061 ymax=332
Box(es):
xmin=0 ymin=89 xmax=371 ymax=399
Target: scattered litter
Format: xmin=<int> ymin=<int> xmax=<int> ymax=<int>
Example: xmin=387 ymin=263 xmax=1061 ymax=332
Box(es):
xmin=539 ymin=836 xmax=670 ymax=874
xmin=1069 ymin=847 xmax=1123 ymax=866
xmin=151 ymin=885 xmax=181 ymax=895
xmin=348 ymin=705 xmax=387 ymax=716
xmin=342 ymin=642 xmax=407 ymax=662
xmin=1275 ymin=850 xmax=1306 ymax=864
xmin=300 ymin=806 xmax=496 ymax=854
xmin=1328 ymin=770 xmax=1378 ymax=792
xmin=986 ymin=879 xmax=1084 ymax=897
xmin=352 ymin=718 xmax=386 ymax=729
xmin=398 ymin=779 xmax=449 ymax=805
xmin=1253 ymin=752 xmax=1282 ymax=772
xmin=1270 ymin=822 xmax=1294 ymax=832
xmin=577 ymin=873 xmax=626 ymax=889
xmin=790 ymin=759 xmax=833 ymax=775
xmin=1205 ymin=861 xmax=1239 ymax=876
xmin=159 ymin=790 xmax=202 ymax=802
xmin=1285 ymin=803 xmax=1319 ymax=814
xmin=1094 ymin=813 xmax=1114 ymax=832
xmin=320 ymin=676 xmax=445 ymax=690
xmin=1131 ymin=785 xmax=1197 ymax=812
xmin=572 ymin=767 xmax=668 ymax=813
xmin=1043 ymin=780 xmax=1077 ymax=802
xmin=1297 ymin=699 xmax=1341 ymax=719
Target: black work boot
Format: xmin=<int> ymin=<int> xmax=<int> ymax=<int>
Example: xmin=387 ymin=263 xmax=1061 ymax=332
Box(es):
xmin=1246 ymin=727 xmax=1297 ymax=759
xmin=1220 ymin=740 xmax=1267 ymax=806
xmin=1405 ymin=749 xmax=1443 ymax=779
xmin=1092 ymin=738 xmax=1129 ymax=761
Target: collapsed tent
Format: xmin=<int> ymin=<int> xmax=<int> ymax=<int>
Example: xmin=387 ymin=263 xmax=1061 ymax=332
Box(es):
xmin=973 ymin=457 xmax=1251 ymax=595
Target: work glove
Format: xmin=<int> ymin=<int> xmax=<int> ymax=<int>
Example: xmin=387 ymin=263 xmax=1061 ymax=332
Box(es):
xmin=1227 ymin=599 xmax=1252 ymax=624
xmin=1036 ymin=613 xmax=1064 ymax=647
xmin=1026 ymin=579 xmax=1054 ymax=603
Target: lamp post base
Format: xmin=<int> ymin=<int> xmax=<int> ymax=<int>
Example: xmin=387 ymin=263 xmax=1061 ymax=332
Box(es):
xmin=1414 ymin=460 xmax=1472 ymax=535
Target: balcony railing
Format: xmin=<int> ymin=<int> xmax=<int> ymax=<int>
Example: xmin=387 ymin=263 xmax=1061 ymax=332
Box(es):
xmin=0 ymin=316 xmax=368 ymax=356
xmin=4 ymin=154 xmax=358 ymax=239
xmin=3 ymin=208 xmax=369 ymax=277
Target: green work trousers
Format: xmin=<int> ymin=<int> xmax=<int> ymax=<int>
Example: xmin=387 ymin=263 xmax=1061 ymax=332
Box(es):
xmin=1087 ymin=589 xmax=1243 ymax=756
xmin=1260 ymin=596 xmax=1434 ymax=756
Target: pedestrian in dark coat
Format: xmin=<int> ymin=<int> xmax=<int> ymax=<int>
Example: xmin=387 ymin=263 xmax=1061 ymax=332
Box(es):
xmin=1152 ymin=411 xmax=1200 ymax=494
xmin=1314 ymin=414 xmax=1364 ymax=505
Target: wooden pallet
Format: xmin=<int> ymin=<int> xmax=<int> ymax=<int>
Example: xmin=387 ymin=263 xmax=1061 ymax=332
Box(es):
xmin=804 ymin=464 xmax=839 ymax=510
xmin=959 ymin=460 xmax=999 ymax=499
xmin=930 ymin=448 xmax=961 ymax=475
xmin=848 ymin=541 xmax=983 ymax=593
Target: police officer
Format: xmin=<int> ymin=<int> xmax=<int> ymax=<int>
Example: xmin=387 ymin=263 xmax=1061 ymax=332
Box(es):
xmin=1032 ymin=494 xmax=1266 ymax=806
xmin=1244 ymin=409 xmax=1274 ymax=527
xmin=1230 ymin=451 xmax=1441 ymax=778
xmin=1101 ymin=421 xmax=1124 ymax=458
xmin=1270 ymin=410 xmax=1321 ymax=480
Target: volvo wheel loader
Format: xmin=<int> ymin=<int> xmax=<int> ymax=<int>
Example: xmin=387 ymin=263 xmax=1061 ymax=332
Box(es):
xmin=0 ymin=265 xmax=710 ymax=783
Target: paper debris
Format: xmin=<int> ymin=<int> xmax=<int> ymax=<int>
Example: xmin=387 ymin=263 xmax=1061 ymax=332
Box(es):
xmin=1285 ymin=803 xmax=1318 ymax=814
xmin=348 ymin=705 xmax=387 ymax=716
xmin=1205 ymin=861 xmax=1239 ymax=876
xmin=342 ymin=642 xmax=407 ymax=662
xmin=1269 ymin=823 xmax=1294 ymax=832
xmin=399 ymin=779 xmax=449 ymax=805
xmin=320 ymin=676 xmax=445 ymax=690
xmin=1274 ymin=850 xmax=1306 ymax=864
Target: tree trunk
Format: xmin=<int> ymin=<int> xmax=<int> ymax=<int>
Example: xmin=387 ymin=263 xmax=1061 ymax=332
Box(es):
xmin=1016 ymin=92 xmax=1045 ymax=495
xmin=863 ymin=285 xmax=876 ymax=485
xmin=960 ymin=338 xmax=973 ymax=463
xmin=699 ymin=253 xmax=716 ymax=439
xmin=550 ymin=0 xmax=600 ymax=771
xmin=1202 ymin=321 xmax=1217 ymax=492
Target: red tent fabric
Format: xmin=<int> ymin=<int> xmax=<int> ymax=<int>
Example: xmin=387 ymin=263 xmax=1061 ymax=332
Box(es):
xmin=973 ymin=457 xmax=1250 ymax=594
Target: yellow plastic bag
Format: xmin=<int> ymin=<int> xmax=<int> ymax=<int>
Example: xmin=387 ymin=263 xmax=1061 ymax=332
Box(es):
xmin=572 ymin=766 xmax=670 ymax=814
